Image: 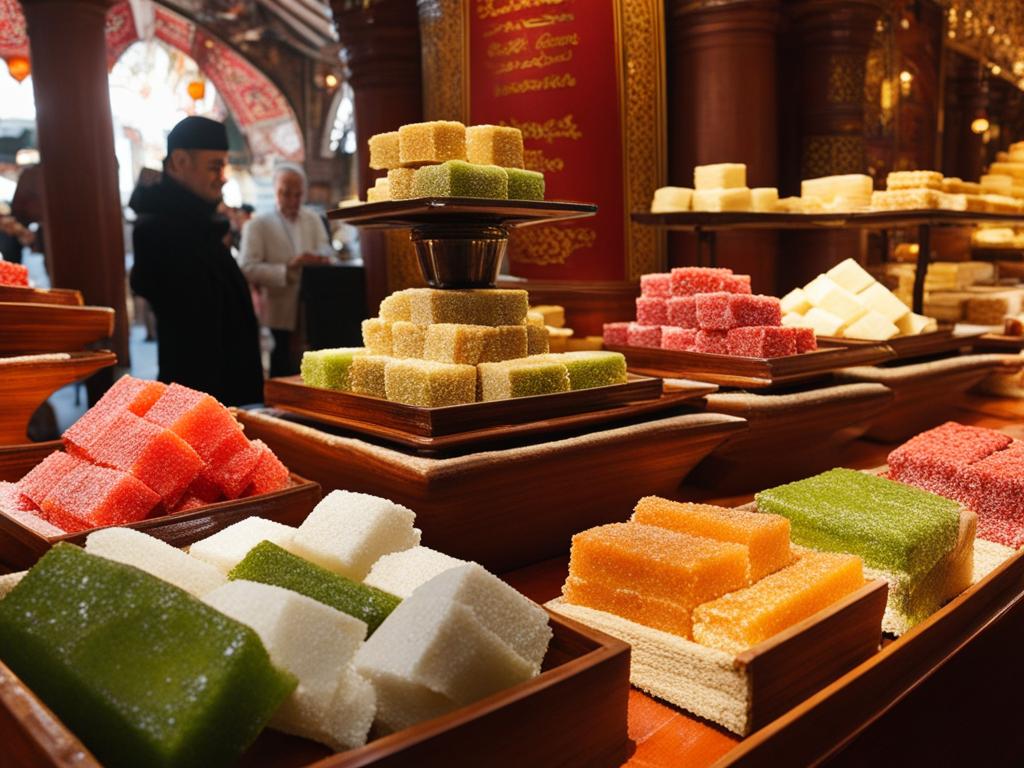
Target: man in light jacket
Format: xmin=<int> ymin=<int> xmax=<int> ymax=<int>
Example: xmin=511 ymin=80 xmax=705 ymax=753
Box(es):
xmin=239 ymin=163 xmax=333 ymax=376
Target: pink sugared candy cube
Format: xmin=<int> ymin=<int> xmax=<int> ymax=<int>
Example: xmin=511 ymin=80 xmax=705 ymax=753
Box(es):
xmin=959 ymin=443 xmax=1024 ymax=548
xmin=793 ymin=327 xmax=817 ymax=353
xmin=603 ymin=322 xmax=630 ymax=347
xmin=694 ymin=329 xmax=729 ymax=354
xmin=640 ymin=273 xmax=672 ymax=298
xmin=726 ymin=326 xmax=798 ymax=358
xmin=670 ymin=267 xmax=734 ymax=296
xmin=695 ymin=293 xmax=782 ymax=330
xmin=244 ymin=440 xmax=290 ymax=497
xmin=887 ymin=421 xmax=1012 ymax=496
xmin=18 ymin=451 xmax=89 ymax=509
xmin=197 ymin=430 xmax=262 ymax=500
xmin=662 ymin=327 xmax=698 ymax=352
xmin=667 ymin=296 xmax=697 ymax=328
xmin=40 ymin=463 xmax=160 ymax=533
xmin=63 ymin=376 xmax=167 ymax=458
xmin=627 ymin=323 xmax=662 ymax=348
xmin=0 ymin=261 xmax=30 ymax=287
xmin=636 ymin=296 xmax=668 ymax=326
xmin=722 ymin=274 xmax=752 ymax=294
xmin=0 ymin=481 xmax=64 ymax=537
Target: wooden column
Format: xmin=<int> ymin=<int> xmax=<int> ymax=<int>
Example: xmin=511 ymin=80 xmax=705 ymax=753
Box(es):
xmin=667 ymin=0 xmax=781 ymax=295
xmin=22 ymin=0 xmax=129 ymax=384
xmin=941 ymin=53 xmax=986 ymax=182
xmin=333 ymin=0 xmax=422 ymax=312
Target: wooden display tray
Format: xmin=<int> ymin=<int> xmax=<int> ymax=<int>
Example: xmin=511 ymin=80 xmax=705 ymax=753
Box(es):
xmin=235 ymin=409 xmax=747 ymax=573
xmin=0 ymin=302 xmax=115 ymax=354
xmin=632 ymin=208 xmax=1024 ymax=232
xmin=547 ymin=578 xmax=887 ymax=737
xmin=0 ymin=441 xmax=60 ymax=483
xmin=819 ymin=328 xmax=981 ymax=361
xmin=0 ymin=285 xmax=82 ymax=306
xmin=0 ymin=475 xmax=321 ymax=572
xmin=0 ymin=351 xmax=117 ymax=444
xmin=0 ymin=611 xmax=630 ymax=768
xmin=326 ymin=197 xmax=598 ymax=229
xmin=972 ymin=332 xmax=1024 ymax=352
xmin=265 ymin=374 xmax=678 ymax=443
xmin=605 ymin=343 xmax=894 ymax=389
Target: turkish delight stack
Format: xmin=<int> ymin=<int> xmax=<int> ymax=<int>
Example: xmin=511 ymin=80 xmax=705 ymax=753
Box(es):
xmin=780 ymin=258 xmax=938 ymax=340
xmin=2 ymin=377 xmax=290 ymax=536
xmin=0 ymin=489 xmax=551 ymax=765
xmin=869 ymin=170 xmax=992 ymax=212
xmin=887 ymin=421 xmax=1024 ymax=550
xmin=604 ymin=266 xmax=817 ymax=358
xmin=0 ymin=259 xmax=29 ymax=287
xmin=366 ymin=121 xmax=544 ymax=202
xmin=649 ymin=163 xmax=780 ymax=214
xmin=301 ymin=288 xmax=628 ymax=405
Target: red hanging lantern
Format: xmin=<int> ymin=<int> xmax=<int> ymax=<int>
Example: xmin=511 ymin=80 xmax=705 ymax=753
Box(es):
xmin=6 ymin=55 xmax=30 ymax=83
xmin=186 ymin=79 xmax=205 ymax=101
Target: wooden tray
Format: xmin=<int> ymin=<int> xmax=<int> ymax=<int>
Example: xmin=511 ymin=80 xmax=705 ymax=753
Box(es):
xmin=632 ymin=208 xmax=1024 ymax=232
xmin=690 ymin=383 xmax=895 ymax=492
xmin=0 ymin=285 xmax=82 ymax=306
xmin=835 ymin=353 xmax=1024 ymax=442
xmin=0 ymin=303 xmax=115 ymax=354
xmin=819 ymin=328 xmax=981 ymax=361
xmin=972 ymin=332 xmax=1024 ymax=352
xmin=235 ymin=409 xmax=747 ymax=573
xmin=0 ymin=441 xmax=61 ymax=483
xmin=265 ymin=375 xmax=702 ymax=450
xmin=0 ymin=475 xmax=322 ymax=572
xmin=326 ymin=197 xmax=598 ymax=229
xmin=605 ymin=343 xmax=894 ymax=389
xmin=547 ymin=579 xmax=887 ymax=737
xmin=0 ymin=610 xmax=631 ymax=768
xmin=0 ymin=351 xmax=117 ymax=444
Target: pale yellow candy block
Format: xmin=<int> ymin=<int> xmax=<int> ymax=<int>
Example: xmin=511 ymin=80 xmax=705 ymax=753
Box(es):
xmin=896 ymin=312 xmax=937 ymax=336
xmin=368 ymin=132 xmax=400 ymax=170
xmin=692 ymin=188 xmax=752 ymax=212
xmin=651 ymin=187 xmax=693 ymax=213
xmin=782 ymin=312 xmax=812 ymax=328
xmin=527 ymin=324 xmax=550 ymax=355
xmin=466 ymin=125 xmax=524 ymax=168
xmin=780 ymin=288 xmax=811 ymax=315
xmin=477 ymin=360 xmax=569 ymax=401
xmin=383 ymin=359 xmax=477 ymax=406
xmin=349 ymin=355 xmax=390 ymax=398
xmin=981 ymin=174 xmax=1013 ymax=195
xmin=801 ymin=175 xmax=872 ymax=208
xmin=387 ymin=168 xmax=417 ymax=200
xmin=379 ymin=291 xmax=413 ymax=322
xmin=805 ymin=276 xmax=866 ymax=324
xmin=409 ymin=289 xmax=529 ymax=326
xmin=858 ymin=282 xmax=910 ymax=323
xmin=886 ymin=170 xmax=943 ymax=190
xmin=843 ymin=310 xmax=899 ymax=340
xmin=530 ymin=305 xmax=565 ymax=328
xmin=826 ymin=258 xmax=875 ymax=294
xmin=361 ymin=318 xmax=393 ymax=355
xmin=398 ymin=121 xmax=466 ymax=165
xmin=750 ymin=187 xmax=779 ymax=212
xmin=366 ymin=177 xmax=390 ymax=203
xmin=803 ymin=307 xmax=846 ymax=337
xmin=694 ymin=163 xmax=746 ymax=190
xmin=391 ymin=321 xmax=427 ymax=358
xmin=481 ymin=325 xmax=528 ymax=362
xmin=423 ymin=324 xmax=496 ymax=365
xmin=526 ymin=310 xmax=545 ymax=327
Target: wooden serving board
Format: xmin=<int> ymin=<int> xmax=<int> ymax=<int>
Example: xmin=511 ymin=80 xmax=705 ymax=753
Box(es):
xmin=265 ymin=374 xmax=665 ymax=438
xmin=819 ymin=328 xmax=980 ymax=361
xmin=0 ymin=351 xmax=117 ymax=444
xmin=0 ymin=475 xmax=322 ymax=572
xmin=973 ymin=332 xmax=1024 ymax=352
xmin=0 ymin=611 xmax=631 ymax=768
xmin=605 ymin=343 xmax=894 ymax=389
xmin=0 ymin=285 xmax=82 ymax=306
xmin=0 ymin=303 xmax=115 ymax=354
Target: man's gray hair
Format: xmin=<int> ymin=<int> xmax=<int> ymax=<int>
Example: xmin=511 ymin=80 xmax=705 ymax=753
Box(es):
xmin=273 ymin=162 xmax=307 ymax=187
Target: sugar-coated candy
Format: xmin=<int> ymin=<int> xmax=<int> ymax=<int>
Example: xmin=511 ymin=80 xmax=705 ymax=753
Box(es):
xmin=366 ymin=178 xmax=390 ymax=202
xmin=640 ymin=273 xmax=672 ymax=298
xmin=726 ymin=326 xmax=797 ymax=358
xmin=530 ymin=305 xmax=565 ymax=327
xmin=368 ymin=131 xmax=401 ymax=170
xmin=527 ymin=310 xmax=545 ymax=327
xmin=960 ymin=444 xmax=1024 ymax=548
xmin=506 ymin=168 xmax=544 ymax=200
xmin=361 ymin=317 xmax=393 ymax=355
xmin=291 ymin=490 xmax=420 ymax=581
xmin=398 ymin=121 xmax=467 ymax=165
xmin=0 ymin=481 xmax=64 ymax=537
xmin=243 ymin=440 xmax=290 ymax=496
xmin=780 ymin=288 xmax=811 ymax=315
xmin=0 ymin=545 xmax=295 ymax=768
xmin=41 ymin=463 xmax=160 ymax=533
xmin=197 ymin=428 xmax=262 ymax=499
xmin=364 ymin=546 xmax=466 ymax=599
xmin=300 ymin=347 xmax=364 ymax=390
xmin=63 ymin=376 xmax=167 ymax=457
xmin=857 ymin=282 xmax=910 ymax=323
xmin=805 ymin=275 xmax=866 ymax=324
xmin=481 ymin=325 xmax=528 ymax=361
xmin=793 ymin=327 xmax=817 ymax=353
xmin=887 ymin=421 xmax=1012 ymax=496
xmin=636 ymin=296 xmax=668 ymax=326
xmin=661 ymin=326 xmax=697 ymax=351
xmin=543 ymin=351 xmax=628 ymax=390
xmin=408 ymin=288 xmax=528 ymax=326
xmin=722 ymin=274 xmax=752 ymax=294
xmin=231 ymin=541 xmax=401 ymax=634
xmin=466 ymin=124 xmax=524 ymax=168
xmin=692 ymin=550 xmax=863 ymax=654
xmin=526 ymin=324 xmax=550 ymax=355
xmin=387 ymin=168 xmax=416 ymax=200
xmin=692 ymin=188 xmax=752 ymax=212
xmin=695 ymin=293 xmax=781 ymax=331
xmin=412 ymin=160 xmax=508 ymax=199
xmin=694 ymin=329 xmax=729 ymax=354
xmin=667 ymin=296 xmax=697 ymax=328
xmin=189 ymin=516 xmax=298 ymax=573
xmin=389 ymin=321 xmax=425 ymax=359
xmin=602 ymin=322 xmax=630 ymax=346
xmin=694 ymin=163 xmax=746 ymax=190
xmin=844 ymin=310 xmax=899 ymax=341
xmin=802 ymin=307 xmax=846 ymax=337
xmin=670 ymin=267 xmax=734 ymax=296
xmin=349 ymin=354 xmax=390 ymax=398
xmin=379 ymin=291 xmax=413 ymax=322
xmin=826 ymin=258 xmax=875 ymax=294
xmin=384 ymin=359 xmax=477 ymax=406
xmin=627 ymin=322 xmax=662 ymax=348
xmin=650 ymin=186 xmax=693 ymax=213
xmin=145 ymin=382 xmax=244 ymax=463
xmin=477 ymin=359 xmax=570 ymax=401
xmin=751 ymin=187 xmax=779 ymax=212
xmin=17 ymin=450 xmax=88 ymax=508
xmin=307 ymin=670 xmax=378 ymax=751
xmin=0 ymin=260 xmax=29 ymax=286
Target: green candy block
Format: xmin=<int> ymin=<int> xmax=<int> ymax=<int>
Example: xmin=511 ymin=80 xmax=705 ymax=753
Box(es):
xmin=0 ymin=544 xmax=295 ymax=768
xmin=412 ymin=160 xmax=509 ymax=199
xmin=506 ymin=168 xmax=545 ymax=200
xmin=477 ymin=360 xmax=570 ymax=401
xmin=545 ymin=351 xmax=627 ymax=390
xmin=755 ymin=468 xmax=960 ymax=580
xmin=300 ymin=347 xmax=364 ymax=390
xmin=229 ymin=541 xmax=400 ymax=635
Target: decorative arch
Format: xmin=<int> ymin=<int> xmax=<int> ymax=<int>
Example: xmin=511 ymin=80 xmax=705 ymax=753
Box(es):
xmin=0 ymin=0 xmax=304 ymax=163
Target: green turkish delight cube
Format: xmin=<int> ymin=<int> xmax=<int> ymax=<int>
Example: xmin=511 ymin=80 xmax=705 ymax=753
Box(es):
xmin=412 ymin=160 xmax=509 ymax=199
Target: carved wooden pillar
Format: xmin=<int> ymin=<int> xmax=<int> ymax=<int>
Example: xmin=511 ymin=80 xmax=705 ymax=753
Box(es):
xmin=22 ymin=0 xmax=129 ymax=388
xmin=667 ymin=0 xmax=780 ymax=295
xmin=941 ymin=53 xmax=986 ymax=182
xmin=333 ymin=0 xmax=422 ymax=311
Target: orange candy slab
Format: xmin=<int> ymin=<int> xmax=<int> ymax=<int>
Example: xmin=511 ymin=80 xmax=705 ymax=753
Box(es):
xmin=633 ymin=497 xmax=793 ymax=582
xmin=691 ymin=550 xmax=864 ymax=654
xmin=562 ymin=575 xmax=695 ymax=637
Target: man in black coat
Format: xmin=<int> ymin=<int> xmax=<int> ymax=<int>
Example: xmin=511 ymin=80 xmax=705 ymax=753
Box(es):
xmin=130 ymin=116 xmax=264 ymax=406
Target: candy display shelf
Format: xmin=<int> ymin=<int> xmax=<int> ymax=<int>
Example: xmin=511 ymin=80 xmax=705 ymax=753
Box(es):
xmin=632 ymin=209 xmax=1024 ymax=315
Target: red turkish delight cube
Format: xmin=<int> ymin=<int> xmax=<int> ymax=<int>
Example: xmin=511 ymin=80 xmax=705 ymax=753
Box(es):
xmin=661 ymin=327 xmax=698 ymax=352
xmin=63 ymin=376 xmax=167 ymax=458
xmin=18 ymin=451 xmax=89 ymax=509
xmin=145 ymin=383 xmax=243 ymax=462
xmin=669 ymin=267 xmax=734 ymax=296
xmin=41 ymin=463 xmax=160 ymax=532
xmin=667 ymin=296 xmax=697 ymax=328
xmin=694 ymin=329 xmax=729 ymax=354
xmin=640 ymin=273 xmax=672 ymax=298
xmin=636 ymin=297 xmax=668 ymax=326
xmin=726 ymin=326 xmax=797 ymax=358
xmin=244 ymin=441 xmax=290 ymax=497
xmin=627 ymin=323 xmax=662 ymax=348
xmin=602 ymin=322 xmax=630 ymax=346
xmin=793 ymin=327 xmax=817 ymax=353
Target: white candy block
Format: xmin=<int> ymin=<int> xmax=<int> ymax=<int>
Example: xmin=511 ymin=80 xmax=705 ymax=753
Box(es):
xmin=896 ymin=312 xmax=937 ymax=336
xmin=981 ymin=174 xmax=1013 ymax=195
xmin=188 ymin=517 xmax=298 ymax=574
xmin=650 ymin=186 xmax=693 ymax=213
xmin=805 ymin=276 xmax=867 ymax=324
xmin=364 ymin=668 xmax=458 ymax=734
xmin=800 ymin=175 xmax=873 ymax=208
xmin=85 ymin=527 xmax=226 ymax=597
xmin=694 ymin=163 xmax=746 ymax=190
xmin=843 ymin=310 xmax=899 ymax=340
xmin=0 ymin=571 xmax=26 ymax=599
xmin=989 ymin=162 xmax=1024 ymax=180
xmin=782 ymin=311 xmax=812 ymax=328
xmin=305 ymin=669 xmax=377 ymax=751
xmin=858 ymin=282 xmax=910 ymax=323
xmin=780 ymin=288 xmax=811 ymax=315
xmin=291 ymin=490 xmax=420 ymax=580
xmin=363 ymin=546 xmax=465 ymax=599
xmin=803 ymin=307 xmax=847 ymax=337
xmin=826 ymin=259 xmax=875 ymax=294
xmin=750 ymin=187 xmax=779 ymax=212
xmin=692 ymin=188 xmax=752 ymax=212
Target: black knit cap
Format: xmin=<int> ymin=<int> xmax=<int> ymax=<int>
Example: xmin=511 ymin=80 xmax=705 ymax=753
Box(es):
xmin=166 ymin=116 xmax=229 ymax=153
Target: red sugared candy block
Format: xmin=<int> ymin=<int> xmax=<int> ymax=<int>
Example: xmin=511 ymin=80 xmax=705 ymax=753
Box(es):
xmin=63 ymin=377 xmax=167 ymax=458
xmin=696 ymin=293 xmax=782 ymax=330
xmin=602 ymin=322 xmax=630 ymax=347
xmin=670 ymin=267 xmax=735 ymax=297
xmin=17 ymin=451 xmax=89 ymax=509
xmin=188 ymin=474 xmax=224 ymax=503
xmin=726 ymin=326 xmax=797 ymax=358
xmin=0 ymin=481 xmax=64 ymax=537
xmin=40 ymin=463 xmax=160 ymax=533
xmin=0 ymin=261 xmax=29 ymax=287
xmin=887 ymin=421 xmax=1012 ymax=496
xmin=198 ymin=429 xmax=262 ymax=499
xmin=636 ymin=297 xmax=668 ymax=326
xmin=662 ymin=327 xmax=697 ymax=352
xmin=722 ymin=274 xmax=752 ymax=294
xmin=627 ymin=323 xmax=662 ymax=348
xmin=694 ymin=329 xmax=729 ymax=354
xmin=244 ymin=441 xmax=290 ymax=497
xmin=640 ymin=273 xmax=672 ymax=298
xmin=793 ymin=327 xmax=818 ymax=353
xmin=86 ymin=411 xmax=204 ymax=507
xmin=667 ymin=296 xmax=697 ymax=329
xmin=145 ymin=383 xmax=244 ymax=462
xmin=960 ymin=444 xmax=1024 ymax=548
xmin=171 ymin=494 xmax=209 ymax=513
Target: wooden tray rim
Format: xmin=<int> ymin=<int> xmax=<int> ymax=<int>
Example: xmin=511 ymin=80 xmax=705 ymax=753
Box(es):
xmin=0 ymin=285 xmax=83 ymax=306
xmin=0 ymin=350 xmax=117 ymax=371
xmin=326 ymin=197 xmax=598 ymax=229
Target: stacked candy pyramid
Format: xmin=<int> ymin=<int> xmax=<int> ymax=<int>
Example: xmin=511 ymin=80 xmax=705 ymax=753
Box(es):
xmin=301 ymin=287 xmax=628 ymax=405
xmin=0 ymin=490 xmax=551 ymax=767
xmin=365 ymin=121 xmax=544 ymax=202
xmin=0 ymin=259 xmax=29 ymax=287
xmin=0 ymin=377 xmax=290 ymax=535
xmin=603 ymin=267 xmax=817 ymax=358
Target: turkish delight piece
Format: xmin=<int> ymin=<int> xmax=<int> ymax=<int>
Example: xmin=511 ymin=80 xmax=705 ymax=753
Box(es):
xmin=379 ymin=290 xmax=413 ymax=322
xmin=636 ymin=296 xmax=668 ymax=326
xmin=826 ymin=258 xmax=876 ymax=294
xmin=506 ymin=168 xmax=544 ymax=200
xmin=694 ymin=329 xmax=729 ymax=354
xmin=398 ymin=120 xmax=467 ymax=165
xmin=366 ymin=177 xmax=390 ymax=202
xmin=198 ymin=429 xmax=262 ymax=500
xmin=481 ymin=325 xmax=529 ymax=362
xmin=694 ymin=163 xmax=746 ymax=190
xmin=857 ymin=282 xmax=910 ymax=324
xmin=627 ymin=322 xmax=662 ymax=348
xmin=384 ymin=359 xmax=477 ymax=406
xmin=805 ymin=276 xmax=866 ymax=325
xmin=144 ymin=382 xmax=244 ymax=463
xmin=669 ymin=267 xmax=734 ymax=296
xmin=640 ymin=273 xmax=672 ymax=298
xmin=364 ymin=546 xmax=466 ymax=599
xmin=349 ymin=354 xmax=390 ymax=398
xmin=466 ymin=124 xmax=524 ymax=167
xmin=722 ymin=274 xmax=752 ymax=294
xmin=368 ymin=131 xmax=401 ymax=170
xmin=780 ymin=287 xmax=811 ymax=315
xmin=896 ymin=312 xmax=936 ymax=336
xmin=662 ymin=327 xmax=697 ymax=351
xmin=243 ymin=440 xmax=290 ymax=496
xmin=692 ymin=188 xmax=753 ymax=212
xmin=526 ymin=324 xmax=550 ymax=355
xmin=667 ymin=296 xmax=697 ymax=328
xmin=803 ymin=307 xmax=846 ymax=337
xmin=602 ymin=321 xmax=630 ymax=346
xmin=17 ymin=450 xmax=89 ymax=509
xmin=361 ymin=317 xmax=393 ymax=355
xmin=960 ymin=444 xmax=1024 ymax=548
xmin=751 ymin=187 xmax=779 ymax=212
xmin=843 ymin=310 xmax=899 ymax=341
xmin=390 ymin=322 xmax=428 ymax=359
xmin=545 ymin=351 xmax=627 ymax=390
xmin=412 ymin=160 xmax=508 ymax=199
xmin=41 ymin=463 xmax=160 ymax=532
xmin=63 ymin=376 xmax=167 ymax=458
xmin=477 ymin=360 xmax=570 ymax=401
xmin=696 ymin=293 xmax=782 ymax=330
xmin=886 ymin=421 xmax=1011 ymax=497
xmin=387 ymin=168 xmax=416 ymax=200
xmin=726 ymin=326 xmax=797 ymax=357
xmin=300 ymin=347 xmax=364 ymax=390
xmin=0 ymin=481 xmax=64 ymax=537
xmin=0 ymin=260 xmax=29 ymax=286
xmin=650 ymin=186 xmax=693 ymax=212
xmin=407 ymin=288 xmax=528 ymax=326
xmin=530 ymin=305 xmax=565 ymax=327
xmin=188 ymin=516 xmax=298 ymax=574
